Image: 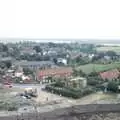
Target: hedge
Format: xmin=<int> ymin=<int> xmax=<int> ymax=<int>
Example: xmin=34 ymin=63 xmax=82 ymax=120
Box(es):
xmin=45 ymin=85 xmax=93 ymax=99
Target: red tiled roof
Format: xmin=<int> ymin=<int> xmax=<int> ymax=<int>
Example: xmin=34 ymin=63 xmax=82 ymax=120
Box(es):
xmin=99 ymin=69 xmax=120 ymax=80
xmin=38 ymin=67 xmax=73 ymax=78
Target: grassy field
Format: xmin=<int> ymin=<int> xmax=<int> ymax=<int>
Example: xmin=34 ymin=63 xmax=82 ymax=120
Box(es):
xmin=77 ymin=62 xmax=120 ymax=74
xmin=96 ymin=46 xmax=120 ymax=52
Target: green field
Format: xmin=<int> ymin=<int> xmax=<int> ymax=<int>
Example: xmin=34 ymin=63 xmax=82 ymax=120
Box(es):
xmin=96 ymin=46 xmax=120 ymax=52
xmin=77 ymin=62 xmax=120 ymax=74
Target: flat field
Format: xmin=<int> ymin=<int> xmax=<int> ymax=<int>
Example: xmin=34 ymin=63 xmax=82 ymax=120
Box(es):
xmin=77 ymin=62 xmax=120 ymax=74
xmin=97 ymin=46 xmax=120 ymax=52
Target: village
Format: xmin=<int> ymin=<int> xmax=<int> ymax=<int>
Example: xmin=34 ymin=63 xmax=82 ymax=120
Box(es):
xmin=0 ymin=41 xmax=120 ymax=114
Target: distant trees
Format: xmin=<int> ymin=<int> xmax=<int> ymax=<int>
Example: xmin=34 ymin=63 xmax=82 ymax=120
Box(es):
xmin=33 ymin=46 xmax=42 ymax=53
xmin=48 ymin=42 xmax=56 ymax=48
xmin=80 ymin=44 xmax=96 ymax=53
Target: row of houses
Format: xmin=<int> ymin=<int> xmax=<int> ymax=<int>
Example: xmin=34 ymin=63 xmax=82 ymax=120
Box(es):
xmin=13 ymin=60 xmax=120 ymax=82
xmin=13 ymin=61 xmax=56 ymax=70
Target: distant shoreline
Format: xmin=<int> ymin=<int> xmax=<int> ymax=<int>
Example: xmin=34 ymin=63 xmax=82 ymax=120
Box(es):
xmin=1 ymin=39 xmax=120 ymax=44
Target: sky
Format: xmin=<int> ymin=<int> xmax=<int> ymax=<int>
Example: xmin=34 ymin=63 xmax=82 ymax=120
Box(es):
xmin=0 ymin=0 xmax=120 ymax=42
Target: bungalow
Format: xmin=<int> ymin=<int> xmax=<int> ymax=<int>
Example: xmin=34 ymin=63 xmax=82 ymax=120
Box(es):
xmin=37 ymin=67 xmax=73 ymax=84
xmin=99 ymin=69 xmax=120 ymax=81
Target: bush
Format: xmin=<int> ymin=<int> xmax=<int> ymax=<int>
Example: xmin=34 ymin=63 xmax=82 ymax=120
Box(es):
xmin=82 ymin=88 xmax=94 ymax=96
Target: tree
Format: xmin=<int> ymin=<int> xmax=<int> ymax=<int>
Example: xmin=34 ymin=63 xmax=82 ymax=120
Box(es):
xmin=0 ymin=44 xmax=8 ymax=52
xmin=107 ymin=81 xmax=118 ymax=92
xmin=0 ymin=62 xmax=6 ymax=69
xmin=79 ymin=70 xmax=86 ymax=77
xmin=23 ymin=68 xmax=33 ymax=75
xmin=5 ymin=61 xmax=12 ymax=68
xmin=72 ymin=69 xmax=79 ymax=76
xmin=2 ymin=45 xmax=8 ymax=52
xmin=106 ymin=51 xmax=116 ymax=57
xmin=53 ymin=58 xmax=57 ymax=64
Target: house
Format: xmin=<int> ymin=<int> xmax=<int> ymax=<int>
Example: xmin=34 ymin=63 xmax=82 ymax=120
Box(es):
xmin=104 ymin=56 xmax=111 ymax=60
xmin=15 ymin=72 xmax=23 ymax=77
xmin=57 ymin=58 xmax=67 ymax=65
xmin=37 ymin=67 xmax=73 ymax=83
xmin=99 ymin=69 xmax=120 ymax=81
xmin=65 ymin=77 xmax=87 ymax=88
xmin=13 ymin=61 xmax=55 ymax=70
xmin=0 ymin=57 xmax=14 ymax=62
xmin=88 ymin=54 xmax=95 ymax=60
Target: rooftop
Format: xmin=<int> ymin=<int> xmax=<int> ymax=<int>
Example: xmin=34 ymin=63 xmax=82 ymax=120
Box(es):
xmin=38 ymin=67 xmax=73 ymax=78
xmin=99 ymin=69 xmax=120 ymax=80
xmin=14 ymin=61 xmax=55 ymax=66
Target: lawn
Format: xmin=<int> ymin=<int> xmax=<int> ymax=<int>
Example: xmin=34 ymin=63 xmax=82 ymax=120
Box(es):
xmin=77 ymin=62 xmax=120 ymax=74
xmin=96 ymin=46 xmax=120 ymax=52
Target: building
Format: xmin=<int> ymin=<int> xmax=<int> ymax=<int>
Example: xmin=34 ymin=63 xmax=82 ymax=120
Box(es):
xmin=37 ymin=67 xmax=73 ymax=83
xmin=65 ymin=77 xmax=87 ymax=88
xmin=0 ymin=57 xmax=14 ymax=62
xmin=57 ymin=58 xmax=67 ymax=65
xmin=99 ymin=69 xmax=120 ymax=81
xmin=13 ymin=61 xmax=55 ymax=70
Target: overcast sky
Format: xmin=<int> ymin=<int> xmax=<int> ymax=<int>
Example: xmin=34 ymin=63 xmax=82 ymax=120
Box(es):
xmin=0 ymin=0 xmax=120 ymax=41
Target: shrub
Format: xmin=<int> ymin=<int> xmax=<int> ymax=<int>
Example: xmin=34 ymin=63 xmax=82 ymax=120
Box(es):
xmin=82 ymin=88 xmax=94 ymax=96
